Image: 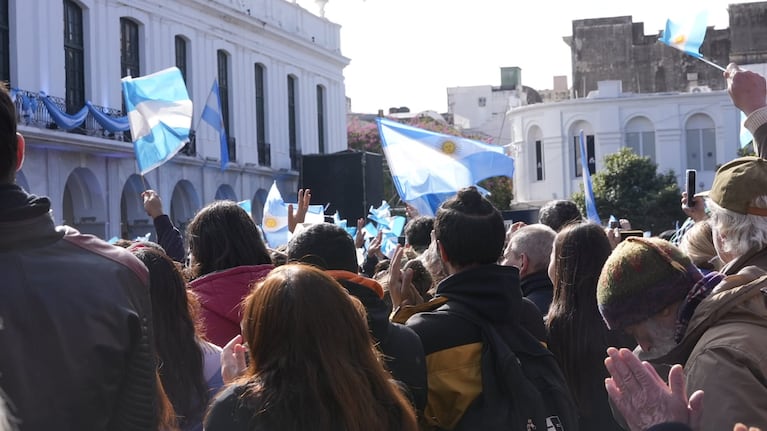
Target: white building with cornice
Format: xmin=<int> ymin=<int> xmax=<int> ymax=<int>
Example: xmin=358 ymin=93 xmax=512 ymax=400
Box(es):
xmin=507 ymin=81 xmax=742 ymax=205
xmin=4 ymin=0 xmax=347 ymax=238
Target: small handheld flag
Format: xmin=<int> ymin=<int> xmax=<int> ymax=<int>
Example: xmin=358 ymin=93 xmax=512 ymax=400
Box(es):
xmin=262 ymin=181 xmax=289 ymax=248
xmin=122 ymin=67 xmax=193 ymax=175
xmin=658 ymin=12 xmax=725 ymax=72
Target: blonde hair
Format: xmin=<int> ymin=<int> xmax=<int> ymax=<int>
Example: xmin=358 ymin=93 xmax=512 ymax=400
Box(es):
xmin=679 ymin=220 xmax=722 ymax=271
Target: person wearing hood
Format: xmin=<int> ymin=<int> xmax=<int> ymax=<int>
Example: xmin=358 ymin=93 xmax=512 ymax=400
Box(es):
xmin=187 ymin=200 xmax=274 ymax=347
xmin=286 ymin=222 xmax=427 ymax=411
xmin=390 ymin=187 xmax=575 ymax=430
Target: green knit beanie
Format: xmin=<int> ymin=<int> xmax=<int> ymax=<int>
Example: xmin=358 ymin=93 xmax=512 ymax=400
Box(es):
xmin=597 ymin=237 xmax=702 ymax=330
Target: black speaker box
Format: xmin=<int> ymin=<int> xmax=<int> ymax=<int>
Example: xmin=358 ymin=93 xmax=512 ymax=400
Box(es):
xmin=301 ymin=151 xmax=383 ymax=222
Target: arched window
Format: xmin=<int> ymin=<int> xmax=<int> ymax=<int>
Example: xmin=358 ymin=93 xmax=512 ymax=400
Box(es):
xmin=625 ymin=116 xmax=656 ymax=163
xmin=64 ymin=0 xmax=85 ymax=114
xmin=316 ymin=84 xmax=326 ymax=154
xmin=175 ymin=36 xmax=188 ymax=85
xmin=217 ymin=50 xmax=234 ymax=161
xmin=0 ymin=0 xmax=10 ymax=83
xmin=527 ymin=126 xmax=544 ymax=181
xmin=255 ymin=63 xmax=270 ymax=166
xmin=120 ymin=18 xmax=140 ymax=78
xmin=685 ymin=114 xmax=716 ymax=171
xmin=288 ymin=75 xmax=300 ymax=170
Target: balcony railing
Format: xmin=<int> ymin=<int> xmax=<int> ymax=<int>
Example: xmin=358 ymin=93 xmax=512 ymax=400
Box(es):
xmin=13 ymin=89 xmax=128 ymax=142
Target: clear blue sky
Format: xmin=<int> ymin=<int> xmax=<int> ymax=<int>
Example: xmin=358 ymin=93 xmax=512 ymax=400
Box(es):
xmin=297 ymin=0 xmax=752 ymax=114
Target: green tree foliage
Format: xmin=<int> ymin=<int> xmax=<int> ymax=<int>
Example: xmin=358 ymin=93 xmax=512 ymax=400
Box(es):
xmin=738 ymin=143 xmax=756 ymax=157
xmin=572 ymin=148 xmax=684 ymax=234
xmin=347 ymin=115 xmax=514 ymax=210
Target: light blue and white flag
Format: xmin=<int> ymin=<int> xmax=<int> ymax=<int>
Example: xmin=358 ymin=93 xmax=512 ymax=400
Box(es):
xmin=333 ymin=211 xmax=358 ymax=237
xmin=261 ymin=182 xmax=326 ymax=248
xmin=659 ymin=12 xmax=708 ymax=59
xmin=262 ymin=181 xmax=289 ymax=248
xmin=377 ymin=118 xmax=514 ymax=216
xmin=579 ymin=130 xmax=601 ymax=224
xmin=658 ymin=12 xmax=725 ymax=71
xmin=122 ymin=67 xmax=192 ymax=175
xmin=200 ymin=79 xmax=229 ymax=170
xmin=364 ymin=201 xmax=406 ymax=258
xmin=237 ymin=199 xmax=252 ymax=214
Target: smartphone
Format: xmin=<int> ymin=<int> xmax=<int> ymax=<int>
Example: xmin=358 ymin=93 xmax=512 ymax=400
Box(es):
xmin=619 ymin=230 xmax=644 ymax=241
xmin=686 ymin=169 xmax=696 ymax=207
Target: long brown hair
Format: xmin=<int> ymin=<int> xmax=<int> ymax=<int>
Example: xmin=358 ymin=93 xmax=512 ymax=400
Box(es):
xmin=186 ymin=200 xmax=271 ymax=279
xmin=237 ymin=264 xmax=417 ymax=431
xmin=546 ymin=222 xmax=634 ymax=415
xmin=132 ymin=248 xmax=208 ymax=427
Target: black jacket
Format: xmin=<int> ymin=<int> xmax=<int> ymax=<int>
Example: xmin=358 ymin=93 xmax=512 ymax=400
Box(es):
xmin=402 ymin=264 xmax=527 ymax=429
xmin=334 ymin=274 xmax=427 ymax=410
xmin=520 ymin=270 xmax=554 ymax=316
xmin=152 ymin=214 xmax=185 ymax=263
xmin=0 ymin=184 xmax=157 ymax=430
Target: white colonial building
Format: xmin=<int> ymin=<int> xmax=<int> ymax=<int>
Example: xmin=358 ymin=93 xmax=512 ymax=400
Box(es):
xmin=507 ymin=81 xmax=742 ymax=204
xmin=5 ymin=0 xmax=348 ymax=239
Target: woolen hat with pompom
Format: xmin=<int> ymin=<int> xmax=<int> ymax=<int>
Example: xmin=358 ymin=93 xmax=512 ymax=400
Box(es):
xmin=597 ymin=237 xmax=702 ymax=330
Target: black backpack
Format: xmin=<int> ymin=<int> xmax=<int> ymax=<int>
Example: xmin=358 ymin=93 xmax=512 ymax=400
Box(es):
xmin=446 ymin=301 xmax=579 ymax=431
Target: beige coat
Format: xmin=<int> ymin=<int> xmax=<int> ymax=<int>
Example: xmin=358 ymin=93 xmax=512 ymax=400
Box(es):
xmin=650 ymin=266 xmax=767 ymax=431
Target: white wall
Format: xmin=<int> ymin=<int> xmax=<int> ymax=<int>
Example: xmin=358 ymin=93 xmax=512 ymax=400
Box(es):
xmin=508 ymin=90 xmax=740 ymax=203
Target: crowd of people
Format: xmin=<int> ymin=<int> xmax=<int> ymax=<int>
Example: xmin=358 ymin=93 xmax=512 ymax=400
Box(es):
xmin=1 ymin=62 xmax=766 ymax=431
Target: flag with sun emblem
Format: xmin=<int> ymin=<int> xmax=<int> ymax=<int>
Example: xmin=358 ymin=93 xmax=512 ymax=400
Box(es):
xmin=658 ymin=12 xmax=708 ymax=59
xmin=262 ymin=181 xmax=289 ymax=248
xmin=261 ymin=181 xmax=326 ymax=247
xmin=377 ymin=118 xmax=514 ymax=215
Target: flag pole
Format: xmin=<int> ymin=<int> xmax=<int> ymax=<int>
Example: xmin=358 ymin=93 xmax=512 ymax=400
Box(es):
xmin=140 ymin=173 xmax=149 ymax=191
xmin=695 ymin=56 xmax=726 ymax=72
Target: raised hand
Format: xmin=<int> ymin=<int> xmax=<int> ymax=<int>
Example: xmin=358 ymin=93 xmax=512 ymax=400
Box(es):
xmin=141 ymin=190 xmax=164 ymax=219
xmin=725 ymin=63 xmax=767 ymax=116
xmin=354 ymin=218 xmax=366 ymax=248
xmin=221 ymin=334 xmax=248 ymax=384
xmin=388 ymin=246 xmax=422 ymax=308
xmin=604 ymin=347 xmax=704 ymax=431
xmin=287 ymin=188 xmax=311 ymax=232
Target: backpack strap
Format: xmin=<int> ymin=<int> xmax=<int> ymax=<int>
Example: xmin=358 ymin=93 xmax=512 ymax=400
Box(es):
xmin=442 ymin=300 xmax=553 ymax=430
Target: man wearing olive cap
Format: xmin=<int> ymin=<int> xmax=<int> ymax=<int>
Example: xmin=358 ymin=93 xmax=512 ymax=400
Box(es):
xmin=702 ymin=156 xmax=767 ymax=274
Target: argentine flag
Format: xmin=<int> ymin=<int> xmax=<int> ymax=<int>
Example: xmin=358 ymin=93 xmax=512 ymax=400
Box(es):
xmin=659 ymin=12 xmax=708 ymax=59
xmin=200 ymin=79 xmax=229 ymax=170
xmin=262 ymin=181 xmax=290 ymax=248
xmin=377 ymin=118 xmax=514 ymax=215
xmin=122 ymin=67 xmax=192 ymax=175
xmin=261 ymin=181 xmax=325 ymax=248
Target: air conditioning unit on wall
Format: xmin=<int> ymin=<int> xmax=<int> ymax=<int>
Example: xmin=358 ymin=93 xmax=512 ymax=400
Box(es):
xmin=689 ymin=86 xmax=712 ymax=93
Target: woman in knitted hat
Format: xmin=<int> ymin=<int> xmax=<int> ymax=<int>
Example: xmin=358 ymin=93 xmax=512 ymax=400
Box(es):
xmin=546 ymin=222 xmax=635 ymax=431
